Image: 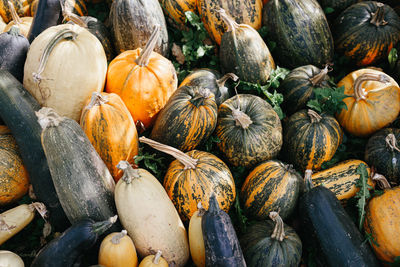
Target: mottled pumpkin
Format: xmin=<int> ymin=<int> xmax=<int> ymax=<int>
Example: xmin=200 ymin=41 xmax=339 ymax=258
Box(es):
xmin=336 ymin=69 xmax=400 ymax=137
xmin=106 ymin=27 xmax=177 ymax=129
xmin=241 ymin=160 xmax=303 ymax=220
xmin=160 ymin=0 xmax=197 ymax=25
xmin=30 ymin=0 xmax=87 ymax=17
xmin=283 ymin=109 xmax=343 ymax=173
xmin=80 ymin=92 xmax=139 ymax=182
xmin=0 ymin=0 xmax=30 ymax=23
xmin=215 ymin=94 xmax=283 ymax=168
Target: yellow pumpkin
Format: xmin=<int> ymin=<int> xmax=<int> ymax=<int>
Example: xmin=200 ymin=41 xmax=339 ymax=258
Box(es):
xmin=139 ymin=251 xmax=168 ymax=267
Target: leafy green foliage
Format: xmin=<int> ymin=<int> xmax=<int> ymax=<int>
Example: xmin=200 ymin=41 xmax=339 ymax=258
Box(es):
xmin=354 ymin=164 xmax=373 ymax=231
xmin=388 ymin=256 xmax=400 ymax=267
xmin=324 ymin=7 xmax=335 ymax=14
xmin=307 ymin=85 xmax=348 ymax=116
xmin=203 ymin=135 xmax=221 ymax=153
xmin=389 ymin=48 xmax=398 ymax=70
xmin=364 ymin=232 xmax=379 ymax=247
xmin=134 ymin=147 xmax=166 ymax=179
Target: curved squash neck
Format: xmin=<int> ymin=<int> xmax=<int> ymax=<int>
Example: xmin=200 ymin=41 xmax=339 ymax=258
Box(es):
xmin=135 ymin=26 xmax=160 ymax=67
xmin=269 ymin=212 xmax=285 ymax=242
xmin=8 ymin=1 xmax=22 ymax=26
xmin=370 ymin=3 xmax=388 ymax=27
xmin=354 ymin=73 xmax=390 ymax=101
xmin=218 ymin=8 xmax=239 ymax=32
xmin=309 ymin=65 xmax=330 ymax=86
xmin=216 ymin=73 xmax=239 ymax=89
xmin=307 ymin=109 xmax=322 ymax=123
xmin=61 ymin=0 xmax=87 ymax=28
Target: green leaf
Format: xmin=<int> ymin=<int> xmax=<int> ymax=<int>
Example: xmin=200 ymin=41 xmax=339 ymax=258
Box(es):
xmin=389 ymin=48 xmax=398 ymax=69
xmin=324 ymin=7 xmax=335 ymax=14
xmin=307 ymin=86 xmax=349 ymax=116
xmin=354 ymin=164 xmax=373 ymax=231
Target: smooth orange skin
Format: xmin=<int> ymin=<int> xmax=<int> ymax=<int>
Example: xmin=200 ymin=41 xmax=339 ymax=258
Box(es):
xmin=80 ymin=92 xmax=139 ymax=182
xmin=106 ymin=49 xmax=178 ymax=129
xmin=98 ymin=231 xmax=138 ymax=267
xmin=364 ymin=187 xmax=400 ymax=263
xmin=138 ymin=254 xmax=168 ymax=267
xmin=336 ymin=69 xmax=400 ymax=137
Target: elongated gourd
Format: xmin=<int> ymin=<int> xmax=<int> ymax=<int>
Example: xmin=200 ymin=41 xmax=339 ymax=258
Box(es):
xmin=189 ymin=203 xmax=206 ymax=267
xmin=114 ymin=161 xmax=189 ymax=267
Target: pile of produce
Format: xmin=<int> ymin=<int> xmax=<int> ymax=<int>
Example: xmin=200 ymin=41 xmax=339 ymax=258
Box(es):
xmin=0 ymin=0 xmax=400 ymax=266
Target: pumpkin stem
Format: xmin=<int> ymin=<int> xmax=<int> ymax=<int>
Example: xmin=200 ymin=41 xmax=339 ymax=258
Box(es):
xmin=153 ymin=250 xmax=163 ymax=264
xmin=304 ymin=169 xmax=314 ymax=191
xmin=135 ymin=25 xmax=160 ymax=67
xmin=86 ymin=92 xmax=109 ymax=110
xmin=7 ymin=1 xmax=22 ymax=26
xmin=190 ymin=88 xmax=212 ymax=107
xmin=59 ymin=0 xmax=87 ymax=28
xmin=354 ymin=73 xmax=390 ymax=101
xmin=92 ymin=215 xmax=118 ymax=235
xmin=36 ymin=107 xmax=64 ymax=129
xmin=370 ymin=3 xmax=388 ymax=27
xmin=32 ymin=29 xmax=78 ymax=87
xmin=139 ymin=137 xmax=198 ymax=169
xmin=269 ymin=211 xmax=285 ymax=242
xmin=231 ymin=85 xmax=253 ymax=129
xmin=117 ymin=161 xmax=141 ymax=184
xmin=308 ymin=109 xmax=322 ymax=123
xmin=385 ymin=133 xmax=400 ymax=153
xmin=218 ymin=8 xmax=239 ymax=32
xmin=216 ymin=73 xmax=239 ymax=89
xmin=197 ymin=202 xmax=206 ymax=217
xmin=371 ymin=172 xmax=391 ymax=189
xmin=309 ymin=64 xmax=331 ymax=86
xmin=30 ymin=202 xmax=48 ymax=220
xmin=7 ymin=25 xmax=21 ymax=36
xmin=111 ymin=230 xmax=128 ymax=244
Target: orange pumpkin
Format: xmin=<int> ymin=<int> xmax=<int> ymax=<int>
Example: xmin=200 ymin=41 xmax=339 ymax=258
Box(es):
xmin=80 ymin=92 xmax=139 ymax=182
xmin=364 ymin=185 xmax=400 ymax=263
xmin=0 ymin=126 xmax=29 ymax=206
xmin=106 ymin=26 xmax=177 ymax=129
xmin=336 ymin=69 xmax=400 ymax=137
xmin=160 ymin=0 xmax=198 ymax=25
xmin=3 ymin=1 xmax=32 ymax=38
xmin=139 ymin=251 xmax=168 ymax=267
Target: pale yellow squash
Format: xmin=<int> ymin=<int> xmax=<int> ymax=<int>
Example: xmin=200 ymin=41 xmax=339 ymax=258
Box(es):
xmin=139 ymin=251 xmax=168 ymax=267
xmin=0 ymin=250 xmax=24 ymax=267
xmin=188 ymin=203 xmax=205 ymax=267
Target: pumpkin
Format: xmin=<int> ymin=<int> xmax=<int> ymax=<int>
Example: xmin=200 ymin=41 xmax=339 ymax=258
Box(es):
xmin=24 ymin=23 xmax=107 ymax=122
xmin=149 ymin=85 xmax=218 ymax=152
xmin=198 ymin=0 xmax=263 ymax=45
xmin=140 ymin=137 xmax=236 ymax=223
xmin=241 ymin=160 xmax=303 ymax=220
xmin=215 ymin=94 xmax=283 ymax=168
xmin=106 ymin=27 xmax=177 ymax=129
xmin=0 ymin=0 xmax=27 ymax=23
xmin=98 ymin=230 xmax=138 ymax=267
xmin=336 ymin=69 xmax=400 ymax=137
xmin=110 ymin=0 xmax=168 ymax=56
xmin=283 ymin=109 xmax=343 ymax=173
xmin=240 ymin=212 xmax=302 ymax=267
xmin=333 ymin=1 xmax=400 ymax=66
xmin=279 ymin=64 xmax=331 ymax=115
xmin=139 ymin=251 xmax=168 ymax=267
xmin=365 ymin=128 xmax=400 ymax=185
xmin=263 ymin=0 xmax=334 ymax=69
xmin=189 ymin=203 xmax=206 ymax=267
xmin=0 ymin=251 xmax=24 ymax=267
xmin=179 ymin=69 xmax=237 ymax=106
xmin=3 ymin=1 xmax=32 ymax=38
xmin=0 ymin=16 xmax=5 ymax=31
xmin=30 ymin=0 xmax=87 ymax=17
xmin=0 ymin=26 xmax=29 ymax=82
xmin=202 ymin=194 xmax=246 ymax=266
xmin=80 ymin=92 xmax=139 ymax=183
xmin=0 ymin=126 xmax=29 ymax=206
xmin=219 ymin=9 xmax=275 ymax=85
xmin=364 ymin=185 xmax=400 ymax=263
xmin=159 ymin=0 xmax=197 ymax=25
xmin=311 ymin=159 xmax=375 ymax=201
xmin=114 ymin=161 xmax=189 ymax=267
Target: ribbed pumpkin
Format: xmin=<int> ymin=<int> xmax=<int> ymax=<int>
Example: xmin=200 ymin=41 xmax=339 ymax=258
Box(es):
xmin=3 ymin=1 xmax=32 ymax=38
xmin=219 ymin=9 xmax=275 ymax=85
xmin=189 ymin=203 xmax=206 ymax=267
xmin=240 ymin=212 xmax=302 ymax=267
xmin=0 ymin=126 xmax=29 ymax=206
xmin=110 ymin=0 xmax=168 ymax=56
xmin=241 ymin=160 xmax=303 ymax=220
xmin=263 ymin=0 xmax=333 ymax=69
xmin=364 ymin=185 xmax=400 ymax=263
xmin=140 ymin=137 xmax=236 ymax=223
xmin=150 ymin=85 xmax=217 ymax=152
xmin=336 ymin=69 xmax=400 ymax=137
xmin=160 ymin=0 xmax=197 ymax=25
xmin=0 ymin=0 xmax=28 ymax=23
xmin=106 ymin=27 xmax=177 ymax=129
xmin=283 ymin=109 xmax=343 ymax=173
xmin=179 ymin=69 xmax=236 ymax=106
xmin=80 ymin=92 xmax=139 ymax=183
xmin=365 ymin=128 xmax=400 ymax=185
xmin=139 ymin=251 xmax=168 ymax=267
xmin=198 ymin=0 xmax=263 ymax=45
xmin=98 ymin=230 xmax=138 ymax=267
xmin=215 ymin=94 xmax=283 ymax=168
xmin=333 ymin=1 xmax=400 ymax=66
xmin=23 ymin=23 xmax=108 ymax=122
xmin=279 ymin=65 xmax=331 ymax=115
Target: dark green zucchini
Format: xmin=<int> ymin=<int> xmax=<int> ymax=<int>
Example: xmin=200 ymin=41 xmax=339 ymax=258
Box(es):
xmin=202 ymin=194 xmax=246 ymax=267
xmin=0 ymin=70 xmax=69 ymax=231
xmin=299 ymin=172 xmax=380 ymax=267
xmin=31 ymin=216 xmax=117 ymax=267
xmin=263 ymin=0 xmax=334 ymax=69
xmin=36 ymin=107 xmax=117 ymax=225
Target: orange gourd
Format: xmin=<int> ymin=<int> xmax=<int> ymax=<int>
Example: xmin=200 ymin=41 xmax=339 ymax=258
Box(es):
xmin=106 ymin=26 xmax=177 ymax=129
xmin=139 ymin=251 xmax=168 ymax=267
xmin=3 ymin=1 xmax=32 ymax=38
xmin=336 ymin=69 xmax=400 ymax=137
xmin=98 ymin=230 xmax=138 ymax=267
xmin=80 ymin=92 xmax=139 ymax=182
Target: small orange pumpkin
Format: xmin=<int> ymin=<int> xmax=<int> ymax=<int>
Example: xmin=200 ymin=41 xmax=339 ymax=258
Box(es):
xmin=336 ymin=69 xmax=400 ymax=137
xmin=80 ymin=92 xmax=139 ymax=182
xmin=139 ymin=250 xmax=168 ymax=267
xmin=106 ymin=26 xmax=177 ymax=129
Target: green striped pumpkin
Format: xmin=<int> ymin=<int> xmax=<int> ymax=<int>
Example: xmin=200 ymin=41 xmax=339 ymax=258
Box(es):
xmin=241 ymin=160 xmax=303 ymax=220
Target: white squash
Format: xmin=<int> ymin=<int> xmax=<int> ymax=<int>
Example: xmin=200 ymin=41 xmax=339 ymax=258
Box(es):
xmin=0 ymin=16 xmax=5 ymax=32
xmin=0 ymin=250 xmax=24 ymax=267
xmin=115 ymin=161 xmax=189 ymax=267
xmin=23 ymin=23 xmax=107 ymax=122
xmin=188 ymin=203 xmax=205 ymax=267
